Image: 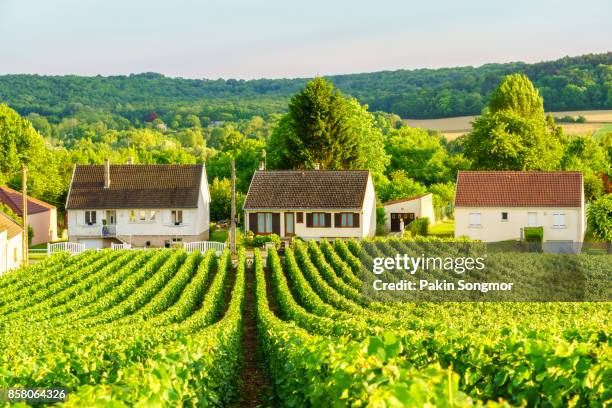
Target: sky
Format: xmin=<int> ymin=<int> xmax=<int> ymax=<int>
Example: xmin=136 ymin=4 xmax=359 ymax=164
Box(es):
xmin=0 ymin=0 xmax=610 ymax=80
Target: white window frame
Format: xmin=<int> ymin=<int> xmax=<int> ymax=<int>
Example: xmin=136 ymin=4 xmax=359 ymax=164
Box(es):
xmin=553 ymin=212 xmax=566 ymax=229
xmin=501 ymin=212 xmax=509 ymax=222
xmin=85 ymin=210 xmax=97 ymax=226
xmin=171 ymin=210 xmax=184 ymax=226
xmin=468 ymin=212 xmax=481 ymax=228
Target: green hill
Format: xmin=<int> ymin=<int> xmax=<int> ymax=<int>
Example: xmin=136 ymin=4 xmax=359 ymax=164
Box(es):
xmin=0 ymin=52 xmax=610 ymax=121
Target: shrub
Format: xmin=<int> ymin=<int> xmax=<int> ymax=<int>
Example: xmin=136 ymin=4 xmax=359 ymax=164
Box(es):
xmin=244 ymin=233 xmax=281 ymax=248
xmin=523 ymin=226 xmax=544 ymax=242
xmin=408 ymin=217 xmax=429 ymax=236
xmin=375 ymin=207 xmax=387 ymax=235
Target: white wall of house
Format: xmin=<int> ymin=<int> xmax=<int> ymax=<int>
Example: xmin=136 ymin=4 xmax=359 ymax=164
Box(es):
xmin=68 ymin=207 xmax=206 ymax=237
xmin=383 ymin=194 xmax=435 ymax=231
xmin=0 ymin=230 xmax=6 ymax=274
xmin=454 ymin=206 xmax=585 ymax=243
xmin=1 ymin=231 xmax=23 ymax=274
xmin=245 ymin=209 xmax=373 ymax=240
xmin=362 ymin=175 xmax=377 ymax=237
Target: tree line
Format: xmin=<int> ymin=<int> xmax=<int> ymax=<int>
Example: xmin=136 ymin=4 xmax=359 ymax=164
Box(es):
xmin=0 ymin=53 xmax=609 ymax=124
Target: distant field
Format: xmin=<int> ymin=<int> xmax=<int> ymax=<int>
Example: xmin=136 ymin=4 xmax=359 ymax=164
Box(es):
xmin=405 ymin=109 xmax=612 ymax=140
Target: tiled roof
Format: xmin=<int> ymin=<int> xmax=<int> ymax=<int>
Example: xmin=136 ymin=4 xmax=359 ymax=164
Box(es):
xmin=0 ymin=212 xmax=23 ymax=239
xmin=383 ymin=193 xmax=432 ymax=206
xmin=455 ymin=171 xmax=583 ymax=207
xmin=66 ymin=164 xmax=205 ymax=209
xmin=0 ymin=186 xmax=55 ymax=216
xmin=244 ymin=170 xmax=370 ymax=210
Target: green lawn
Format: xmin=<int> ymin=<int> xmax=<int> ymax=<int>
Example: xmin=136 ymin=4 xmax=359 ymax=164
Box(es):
xmin=593 ymin=123 xmax=612 ymax=140
xmin=210 ymin=229 xmax=229 ymax=243
xmin=429 ymin=220 xmax=454 ymax=237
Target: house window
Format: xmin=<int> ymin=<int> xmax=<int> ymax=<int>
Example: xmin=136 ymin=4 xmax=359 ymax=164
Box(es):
xmin=139 ymin=210 xmax=147 ymax=221
xmin=149 ymin=210 xmax=156 ymax=221
xmin=313 ymin=212 xmax=326 ymax=227
xmin=130 ymin=210 xmax=136 ymax=222
xmin=172 ymin=210 xmax=184 ymax=225
xmin=257 ymin=213 xmax=273 ymax=234
xmin=296 ymin=212 xmax=304 ymax=223
xmin=341 ymin=213 xmax=355 ymax=227
xmin=85 ymin=211 xmax=97 ymax=225
xmin=501 ymin=212 xmax=508 ymax=222
xmin=553 ymin=212 xmax=566 ymax=229
xmin=172 ymin=237 xmax=183 ymax=243
xmin=468 ymin=212 xmax=481 ymax=227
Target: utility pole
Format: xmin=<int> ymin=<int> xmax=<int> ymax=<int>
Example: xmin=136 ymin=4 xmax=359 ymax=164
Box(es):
xmin=21 ymin=165 xmax=28 ymax=267
xmin=230 ymin=159 xmax=237 ymax=255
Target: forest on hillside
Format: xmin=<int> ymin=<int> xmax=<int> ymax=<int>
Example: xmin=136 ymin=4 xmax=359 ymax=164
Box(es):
xmin=0 ymin=53 xmax=610 ymax=123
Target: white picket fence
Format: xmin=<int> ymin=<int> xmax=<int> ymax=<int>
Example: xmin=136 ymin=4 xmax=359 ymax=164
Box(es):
xmin=111 ymin=243 xmax=132 ymax=250
xmin=47 ymin=242 xmax=86 ymax=256
xmin=183 ymin=241 xmax=226 ymax=254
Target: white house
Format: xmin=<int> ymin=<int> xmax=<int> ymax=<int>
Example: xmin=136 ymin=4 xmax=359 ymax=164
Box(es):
xmin=66 ymin=161 xmax=211 ymax=249
xmin=0 ymin=212 xmax=23 ymax=274
xmin=454 ymin=171 xmax=585 ymax=246
xmin=0 ymin=186 xmax=58 ymax=245
xmin=382 ymin=193 xmax=435 ymax=232
xmin=243 ymin=170 xmax=376 ymax=240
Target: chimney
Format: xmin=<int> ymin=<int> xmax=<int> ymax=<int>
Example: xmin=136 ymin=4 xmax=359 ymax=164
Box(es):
xmin=314 ymin=163 xmax=320 ymax=170
xmin=258 ymin=160 xmax=265 ymax=171
xmin=104 ymin=158 xmax=110 ymax=189
xmin=127 ymin=156 xmax=134 ymax=165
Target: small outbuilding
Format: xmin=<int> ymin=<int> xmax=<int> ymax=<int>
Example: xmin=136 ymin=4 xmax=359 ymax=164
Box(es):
xmin=0 ymin=186 xmax=58 ymax=246
xmin=382 ymin=193 xmax=435 ymax=232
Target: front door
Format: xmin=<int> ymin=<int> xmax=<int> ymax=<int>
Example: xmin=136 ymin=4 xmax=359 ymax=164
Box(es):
xmin=106 ymin=211 xmax=117 ymax=225
xmin=285 ymin=212 xmax=295 ymax=237
xmin=390 ymin=213 xmax=415 ymax=232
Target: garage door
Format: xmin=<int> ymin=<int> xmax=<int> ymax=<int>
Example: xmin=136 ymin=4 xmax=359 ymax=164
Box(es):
xmin=390 ymin=213 xmax=415 ymax=232
xmin=79 ymin=239 xmax=104 ymax=250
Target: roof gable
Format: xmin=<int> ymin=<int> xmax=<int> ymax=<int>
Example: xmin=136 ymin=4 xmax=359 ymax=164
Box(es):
xmin=244 ymin=170 xmax=370 ymax=210
xmin=66 ymin=164 xmax=205 ymax=209
xmin=0 ymin=186 xmax=55 ymax=216
xmin=455 ymin=171 xmax=583 ymax=208
xmin=0 ymin=212 xmax=23 ymax=239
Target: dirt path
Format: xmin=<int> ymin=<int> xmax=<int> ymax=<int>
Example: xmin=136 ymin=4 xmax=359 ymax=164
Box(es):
xmin=234 ymin=261 xmax=273 ymax=407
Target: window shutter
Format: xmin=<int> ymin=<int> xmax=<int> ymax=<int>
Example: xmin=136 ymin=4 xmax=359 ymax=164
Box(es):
xmin=272 ymin=213 xmax=281 ymax=235
xmin=325 ymin=213 xmax=332 ymax=228
xmin=92 ymin=211 xmax=97 ymax=224
xmin=296 ymin=212 xmax=304 ymax=223
xmin=306 ymin=213 xmax=313 ymax=227
xmin=163 ymin=211 xmax=171 ymax=225
xmin=353 ymin=213 xmax=360 ymax=227
xmin=334 ymin=213 xmax=342 ymax=227
xmin=77 ymin=211 xmax=84 ymax=226
xmin=249 ymin=213 xmax=258 ymax=233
